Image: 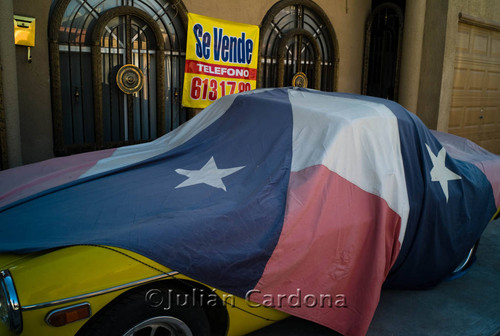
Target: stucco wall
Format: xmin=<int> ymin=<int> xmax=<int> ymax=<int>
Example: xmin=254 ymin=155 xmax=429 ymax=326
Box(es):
xmin=318 ymin=0 xmax=371 ymax=93
xmin=0 ymin=0 xmax=22 ymax=167
xmin=13 ymin=0 xmax=53 ymax=164
xmin=183 ymin=0 xmax=371 ymax=94
xmin=416 ymin=0 xmax=450 ymax=130
xmin=5 ymin=0 xmax=370 ymax=165
xmin=398 ymin=0 xmax=426 ymax=115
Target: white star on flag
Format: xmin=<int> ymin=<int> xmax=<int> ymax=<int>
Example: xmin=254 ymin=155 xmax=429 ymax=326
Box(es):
xmin=425 ymin=144 xmax=462 ymax=202
xmin=175 ymin=156 xmax=245 ymax=191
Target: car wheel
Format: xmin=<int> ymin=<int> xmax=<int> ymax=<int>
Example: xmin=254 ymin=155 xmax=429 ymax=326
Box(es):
xmin=122 ymin=316 xmax=194 ymax=336
xmin=76 ymin=285 xmax=210 ymax=336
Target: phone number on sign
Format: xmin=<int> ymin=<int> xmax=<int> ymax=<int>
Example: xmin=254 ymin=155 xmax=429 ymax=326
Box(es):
xmin=189 ymin=77 xmax=252 ymax=101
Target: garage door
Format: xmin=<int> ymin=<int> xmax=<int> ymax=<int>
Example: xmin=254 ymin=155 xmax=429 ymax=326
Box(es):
xmin=449 ymin=21 xmax=500 ymax=154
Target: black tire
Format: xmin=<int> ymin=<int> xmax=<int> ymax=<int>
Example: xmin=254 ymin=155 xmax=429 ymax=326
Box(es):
xmin=76 ymin=285 xmax=210 ymax=336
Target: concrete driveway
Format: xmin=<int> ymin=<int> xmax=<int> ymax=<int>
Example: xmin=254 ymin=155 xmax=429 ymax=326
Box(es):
xmin=249 ymin=218 xmax=500 ymax=336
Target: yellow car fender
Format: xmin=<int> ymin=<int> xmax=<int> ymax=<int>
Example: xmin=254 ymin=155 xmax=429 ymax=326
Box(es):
xmin=1 ymin=245 xmax=287 ymax=335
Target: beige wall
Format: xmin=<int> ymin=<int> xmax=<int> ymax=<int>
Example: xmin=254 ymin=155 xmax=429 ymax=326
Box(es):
xmin=397 ymin=0 xmax=499 ymax=130
xmin=184 ymin=0 xmax=371 ymax=94
xmin=415 ymin=0 xmax=450 ymax=129
xmin=398 ymin=0 xmax=426 ymax=114
xmin=0 ymin=0 xmax=22 ymax=168
xmin=318 ymin=0 xmax=371 ymax=93
xmin=183 ymin=0 xmax=272 ymax=26
xmin=3 ymin=0 xmax=371 ymax=166
xmin=13 ymin=0 xmax=53 ymax=164
xmin=8 ymin=0 xmax=497 ymax=165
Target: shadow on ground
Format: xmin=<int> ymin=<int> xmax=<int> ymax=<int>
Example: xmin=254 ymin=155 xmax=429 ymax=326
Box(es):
xmin=249 ymin=218 xmax=500 ymax=336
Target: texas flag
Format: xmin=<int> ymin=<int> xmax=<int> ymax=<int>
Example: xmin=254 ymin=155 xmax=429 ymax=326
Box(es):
xmin=0 ymin=88 xmax=498 ymax=336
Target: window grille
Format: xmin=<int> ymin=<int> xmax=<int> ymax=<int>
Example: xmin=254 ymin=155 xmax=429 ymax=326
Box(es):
xmin=259 ymin=0 xmax=338 ymax=91
xmin=49 ymin=0 xmax=188 ymax=155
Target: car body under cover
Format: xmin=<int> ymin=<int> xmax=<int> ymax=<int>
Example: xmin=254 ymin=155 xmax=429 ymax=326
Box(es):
xmin=1 ymin=88 xmax=499 ymax=336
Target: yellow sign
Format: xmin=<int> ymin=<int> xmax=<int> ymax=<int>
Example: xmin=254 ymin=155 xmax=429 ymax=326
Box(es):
xmin=182 ymin=13 xmax=259 ymax=108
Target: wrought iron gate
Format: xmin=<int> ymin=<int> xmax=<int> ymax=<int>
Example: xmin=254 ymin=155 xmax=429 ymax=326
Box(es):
xmin=92 ymin=7 xmax=166 ymax=148
xmin=362 ymin=3 xmax=404 ymax=101
xmin=49 ymin=0 xmax=187 ymax=156
xmin=259 ymin=0 xmax=338 ymax=91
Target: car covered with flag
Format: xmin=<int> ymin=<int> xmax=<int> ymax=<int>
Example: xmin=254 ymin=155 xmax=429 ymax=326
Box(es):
xmin=0 ymin=87 xmax=499 ymax=336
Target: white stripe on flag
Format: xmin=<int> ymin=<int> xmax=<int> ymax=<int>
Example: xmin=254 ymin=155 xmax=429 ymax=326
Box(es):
xmin=80 ymin=93 xmax=240 ymax=178
xmin=288 ymin=89 xmax=410 ymax=245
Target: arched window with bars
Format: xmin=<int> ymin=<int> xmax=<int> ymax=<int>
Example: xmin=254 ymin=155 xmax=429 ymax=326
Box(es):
xmin=49 ymin=0 xmax=188 ymax=155
xmin=259 ymin=0 xmax=338 ymax=91
xmin=362 ymin=2 xmax=404 ymax=101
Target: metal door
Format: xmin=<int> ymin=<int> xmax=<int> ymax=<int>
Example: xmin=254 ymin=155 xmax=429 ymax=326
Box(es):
xmin=259 ymin=1 xmax=338 ymax=91
xmin=277 ymin=28 xmax=321 ymax=89
xmin=362 ymin=3 xmax=404 ymax=101
xmin=49 ymin=0 xmax=187 ymax=156
xmin=92 ymin=7 xmax=166 ymax=148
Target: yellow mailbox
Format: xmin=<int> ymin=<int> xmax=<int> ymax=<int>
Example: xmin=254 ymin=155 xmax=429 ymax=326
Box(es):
xmin=13 ymin=15 xmax=36 ymax=47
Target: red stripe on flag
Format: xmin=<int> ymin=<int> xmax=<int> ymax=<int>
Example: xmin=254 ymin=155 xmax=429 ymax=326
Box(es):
xmin=0 ymin=149 xmax=116 ymax=208
xmin=252 ymin=165 xmax=401 ymax=336
xmin=472 ymin=160 xmax=500 ymax=208
xmin=185 ymin=60 xmax=257 ymax=80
